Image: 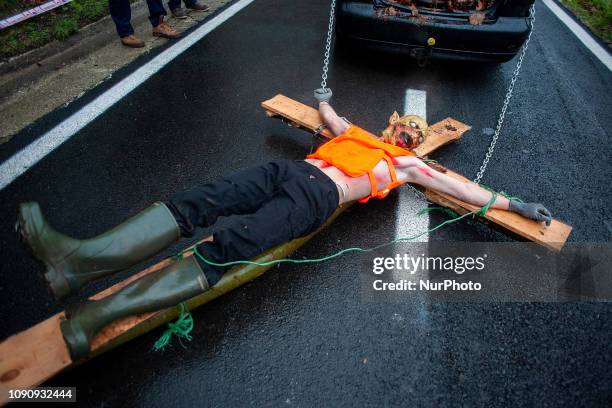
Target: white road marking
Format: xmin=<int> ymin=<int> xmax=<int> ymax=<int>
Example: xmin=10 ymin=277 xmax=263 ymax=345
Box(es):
xmin=393 ymin=89 xmax=429 ymax=313
xmin=542 ymin=0 xmax=612 ymax=71
xmin=0 ymin=0 xmax=256 ymax=191
xmin=395 ymin=89 xmax=429 ymax=242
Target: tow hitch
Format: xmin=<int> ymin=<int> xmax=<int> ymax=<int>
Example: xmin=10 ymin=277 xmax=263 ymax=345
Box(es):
xmin=410 ymin=46 xmax=431 ymax=67
xmin=410 ymin=36 xmax=436 ymax=67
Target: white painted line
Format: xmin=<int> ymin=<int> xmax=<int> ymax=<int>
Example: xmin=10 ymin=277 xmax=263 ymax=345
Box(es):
xmin=394 ymin=89 xmax=428 ymax=243
xmin=542 ymin=0 xmax=612 ymax=71
xmin=403 ymin=89 xmax=426 ymax=119
xmin=0 ymin=0 xmax=256 ymax=191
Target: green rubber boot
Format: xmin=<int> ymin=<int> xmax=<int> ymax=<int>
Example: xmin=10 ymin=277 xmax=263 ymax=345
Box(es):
xmin=61 ymin=255 xmax=208 ymax=360
xmin=17 ymin=202 xmax=180 ymax=299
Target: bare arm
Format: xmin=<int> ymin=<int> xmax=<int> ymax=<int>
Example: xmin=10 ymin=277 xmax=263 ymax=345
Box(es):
xmin=318 ymin=102 xmax=350 ymax=136
xmin=404 ymin=159 xmax=553 ymax=224
xmin=401 ymin=156 xmax=510 ymax=210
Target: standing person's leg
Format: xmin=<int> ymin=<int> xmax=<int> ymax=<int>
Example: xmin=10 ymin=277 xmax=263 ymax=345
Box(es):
xmin=192 ymin=162 xmax=340 ymax=285
xmin=167 ymin=0 xmax=181 ymax=10
xmin=147 ymin=0 xmax=181 ymax=39
xmin=146 ymin=0 xmax=166 ymax=27
xmin=167 ymin=0 xmax=187 ymax=18
xmin=165 ymin=160 xmax=309 ymax=237
xmin=109 ymin=0 xmax=144 ymax=47
xmin=168 ymin=0 xmax=209 ymax=17
xmin=109 ymin=0 xmax=133 ymax=37
xmin=183 ymin=0 xmax=210 ymax=11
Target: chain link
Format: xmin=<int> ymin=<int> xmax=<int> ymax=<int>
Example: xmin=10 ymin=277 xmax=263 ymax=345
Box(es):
xmin=320 ymin=0 xmax=337 ymax=89
xmin=473 ymin=4 xmax=536 ymax=184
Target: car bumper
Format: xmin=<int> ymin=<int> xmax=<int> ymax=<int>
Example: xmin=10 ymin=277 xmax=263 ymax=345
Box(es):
xmin=337 ymin=2 xmax=532 ymax=62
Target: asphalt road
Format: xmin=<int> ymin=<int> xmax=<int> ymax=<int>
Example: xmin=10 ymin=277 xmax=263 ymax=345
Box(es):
xmin=1 ymin=0 xmax=611 ymax=406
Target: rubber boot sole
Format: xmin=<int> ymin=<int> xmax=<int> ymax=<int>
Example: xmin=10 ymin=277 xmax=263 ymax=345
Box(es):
xmin=16 ymin=202 xmax=72 ymax=299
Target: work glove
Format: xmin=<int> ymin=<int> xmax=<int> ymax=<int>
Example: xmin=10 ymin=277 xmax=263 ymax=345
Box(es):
xmin=509 ymin=201 xmax=552 ymax=226
xmin=314 ymin=88 xmax=333 ymax=104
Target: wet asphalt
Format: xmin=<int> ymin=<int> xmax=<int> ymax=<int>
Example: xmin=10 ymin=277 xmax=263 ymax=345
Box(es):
xmin=0 ymin=0 xmax=611 ymax=406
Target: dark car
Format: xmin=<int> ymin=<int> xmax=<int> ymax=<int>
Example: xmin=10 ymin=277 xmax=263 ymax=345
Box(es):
xmin=336 ymin=0 xmax=535 ymax=63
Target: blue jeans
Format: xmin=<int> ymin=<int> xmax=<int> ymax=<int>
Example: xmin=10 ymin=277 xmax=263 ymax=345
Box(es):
xmin=109 ymin=0 xmax=168 ymax=38
xmin=167 ymin=0 xmax=197 ymax=10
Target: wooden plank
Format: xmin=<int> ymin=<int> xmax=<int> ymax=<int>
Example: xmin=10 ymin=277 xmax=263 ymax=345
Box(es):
xmin=424 ymin=170 xmax=573 ymax=252
xmin=263 ymin=94 xmax=335 ymax=139
xmin=261 ymin=94 xmax=572 ymax=251
xmin=0 ymin=101 xmax=465 ymax=400
xmin=0 ymin=314 xmax=70 ymax=400
xmin=414 ymin=117 xmax=470 ymax=157
xmin=262 ymin=94 xmax=470 ymax=158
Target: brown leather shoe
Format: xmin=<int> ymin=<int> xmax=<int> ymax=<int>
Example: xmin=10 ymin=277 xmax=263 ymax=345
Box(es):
xmin=187 ymin=1 xmax=210 ymax=11
xmin=152 ymin=17 xmax=181 ymax=39
xmin=120 ymin=34 xmax=145 ymax=48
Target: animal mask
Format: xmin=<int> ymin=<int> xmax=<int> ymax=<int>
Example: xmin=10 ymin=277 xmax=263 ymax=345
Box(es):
xmin=381 ymin=111 xmax=428 ymax=151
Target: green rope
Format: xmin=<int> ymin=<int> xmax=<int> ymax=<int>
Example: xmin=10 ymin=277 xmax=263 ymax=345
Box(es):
xmin=477 ymin=191 xmax=497 ymax=217
xmin=479 ymin=183 xmax=523 ymax=203
xmin=153 ymin=303 xmax=194 ymax=351
xmin=154 ymin=189 xmax=500 ymax=351
xmin=192 ymin=191 xmax=499 ymax=269
xmin=416 ymin=206 xmax=459 ymax=218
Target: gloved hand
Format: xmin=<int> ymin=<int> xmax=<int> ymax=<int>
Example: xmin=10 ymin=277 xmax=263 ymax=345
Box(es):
xmin=314 ymin=88 xmax=333 ymax=104
xmin=509 ymin=201 xmax=552 ymax=226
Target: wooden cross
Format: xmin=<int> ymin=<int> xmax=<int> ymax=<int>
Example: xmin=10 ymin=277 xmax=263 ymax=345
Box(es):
xmin=0 ymin=95 xmax=571 ymax=400
xmin=262 ymin=94 xmax=572 ymax=251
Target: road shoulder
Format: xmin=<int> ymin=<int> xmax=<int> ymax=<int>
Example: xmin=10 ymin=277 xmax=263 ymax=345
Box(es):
xmin=0 ymin=0 xmax=231 ymax=144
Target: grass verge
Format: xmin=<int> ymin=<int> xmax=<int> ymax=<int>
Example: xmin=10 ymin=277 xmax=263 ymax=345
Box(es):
xmin=0 ymin=0 xmax=113 ymax=61
xmin=558 ymin=0 xmax=611 ymax=44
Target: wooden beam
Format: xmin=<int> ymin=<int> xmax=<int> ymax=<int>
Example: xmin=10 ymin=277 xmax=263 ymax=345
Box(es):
xmin=261 ymin=94 xmax=573 ymax=250
xmin=425 ymin=170 xmax=572 ymax=251
xmin=0 ymin=115 xmax=464 ymax=402
xmin=262 ymin=94 xmax=470 ymax=157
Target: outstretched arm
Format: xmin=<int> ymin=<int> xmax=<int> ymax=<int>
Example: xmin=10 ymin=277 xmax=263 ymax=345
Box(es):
xmin=402 ymin=157 xmax=510 ymax=209
xmin=318 ymin=102 xmax=350 ymax=136
xmin=400 ymin=156 xmax=552 ymax=225
xmin=314 ymin=88 xmax=350 ymax=136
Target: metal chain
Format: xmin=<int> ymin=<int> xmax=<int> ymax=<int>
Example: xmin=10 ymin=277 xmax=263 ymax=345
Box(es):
xmin=315 ymin=1 xmax=534 ymax=201
xmin=473 ymin=4 xmax=536 ymax=184
xmin=320 ymin=0 xmax=337 ymax=89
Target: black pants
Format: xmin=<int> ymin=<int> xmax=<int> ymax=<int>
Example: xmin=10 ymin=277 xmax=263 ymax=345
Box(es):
xmin=165 ymin=160 xmax=339 ymax=285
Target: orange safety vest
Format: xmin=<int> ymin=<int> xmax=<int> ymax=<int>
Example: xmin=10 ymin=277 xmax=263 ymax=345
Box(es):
xmin=307 ymin=125 xmax=414 ymax=203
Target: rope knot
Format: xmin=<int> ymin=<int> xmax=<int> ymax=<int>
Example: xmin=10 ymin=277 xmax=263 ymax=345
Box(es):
xmin=153 ymin=303 xmax=194 ymax=351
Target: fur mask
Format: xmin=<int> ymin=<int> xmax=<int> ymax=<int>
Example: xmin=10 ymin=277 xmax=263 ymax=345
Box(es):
xmin=381 ymin=111 xmax=428 ymax=151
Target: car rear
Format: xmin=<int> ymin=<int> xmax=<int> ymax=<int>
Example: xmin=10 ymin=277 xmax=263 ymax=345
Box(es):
xmin=336 ymin=0 xmax=535 ymax=62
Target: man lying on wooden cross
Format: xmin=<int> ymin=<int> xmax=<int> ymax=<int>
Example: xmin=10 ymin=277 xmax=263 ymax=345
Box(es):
xmin=16 ymin=89 xmax=552 ymax=359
